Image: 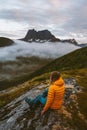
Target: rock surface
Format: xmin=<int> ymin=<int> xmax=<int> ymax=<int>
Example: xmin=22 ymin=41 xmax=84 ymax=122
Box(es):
xmin=61 ymin=39 xmax=78 ymax=45
xmin=0 ymin=78 xmax=85 ymax=130
xmin=21 ymin=29 xmax=60 ymax=42
xmin=0 ymin=37 xmax=13 ymax=47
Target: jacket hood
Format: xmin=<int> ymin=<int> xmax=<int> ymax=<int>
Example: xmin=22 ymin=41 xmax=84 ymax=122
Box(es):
xmin=53 ymin=77 xmax=64 ymax=86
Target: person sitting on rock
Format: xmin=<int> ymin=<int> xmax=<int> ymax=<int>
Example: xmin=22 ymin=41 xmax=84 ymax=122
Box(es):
xmin=25 ymin=71 xmax=65 ymax=115
xmin=41 ymin=71 xmax=65 ymax=115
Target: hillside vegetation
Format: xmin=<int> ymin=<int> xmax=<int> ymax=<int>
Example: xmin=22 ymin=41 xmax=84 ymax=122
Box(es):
xmin=30 ymin=46 xmax=87 ymax=77
xmin=0 ymin=37 xmax=13 ymax=47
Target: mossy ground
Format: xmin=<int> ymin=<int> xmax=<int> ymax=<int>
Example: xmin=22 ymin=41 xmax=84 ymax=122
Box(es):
xmin=62 ymin=69 xmax=87 ymax=118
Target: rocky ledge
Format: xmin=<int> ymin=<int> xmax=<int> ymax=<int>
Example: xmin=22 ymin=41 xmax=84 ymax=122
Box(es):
xmin=0 ymin=78 xmax=86 ymax=130
xmin=21 ymin=29 xmax=78 ymax=45
xmin=0 ymin=37 xmax=14 ymax=47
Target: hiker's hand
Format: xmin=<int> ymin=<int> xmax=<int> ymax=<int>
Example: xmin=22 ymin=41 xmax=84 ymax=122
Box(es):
xmin=41 ymin=110 xmax=45 ymax=116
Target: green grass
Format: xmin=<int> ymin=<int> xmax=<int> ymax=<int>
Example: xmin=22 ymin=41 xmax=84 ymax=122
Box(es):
xmin=62 ymin=69 xmax=87 ymax=119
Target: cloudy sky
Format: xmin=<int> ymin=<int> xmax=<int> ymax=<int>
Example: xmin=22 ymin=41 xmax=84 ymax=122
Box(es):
xmin=0 ymin=0 xmax=87 ymax=43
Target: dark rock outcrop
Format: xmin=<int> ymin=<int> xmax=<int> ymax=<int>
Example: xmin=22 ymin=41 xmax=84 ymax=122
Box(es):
xmin=61 ymin=38 xmax=78 ymax=45
xmin=21 ymin=29 xmax=78 ymax=45
xmin=0 ymin=37 xmax=13 ymax=47
xmin=79 ymin=43 xmax=87 ymax=47
xmin=21 ymin=29 xmax=60 ymax=42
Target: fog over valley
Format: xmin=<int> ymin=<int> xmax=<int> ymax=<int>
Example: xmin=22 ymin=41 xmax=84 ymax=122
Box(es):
xmin=0 ymin=40 xmax=80 ymax=61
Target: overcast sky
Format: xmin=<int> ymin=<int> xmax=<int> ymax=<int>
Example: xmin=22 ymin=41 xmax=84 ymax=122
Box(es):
xmin=0 ymin=0 xmax=87 ymax=43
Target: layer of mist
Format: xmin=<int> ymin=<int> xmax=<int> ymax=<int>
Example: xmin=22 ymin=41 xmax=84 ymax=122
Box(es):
xmin=0 ymin=40 xmax=80 ymax=61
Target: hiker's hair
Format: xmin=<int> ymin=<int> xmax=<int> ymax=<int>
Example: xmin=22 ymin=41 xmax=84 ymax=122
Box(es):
xmin=50 ymin=71 xmax=61 ymax=84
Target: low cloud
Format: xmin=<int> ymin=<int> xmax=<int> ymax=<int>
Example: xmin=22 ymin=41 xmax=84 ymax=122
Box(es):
xmin=0 ymin=40 xmax=80 ymax=61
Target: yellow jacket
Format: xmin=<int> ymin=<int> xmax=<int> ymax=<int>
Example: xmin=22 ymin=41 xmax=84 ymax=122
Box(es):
xmin=43 ymin=77 xmax=65 ymax=112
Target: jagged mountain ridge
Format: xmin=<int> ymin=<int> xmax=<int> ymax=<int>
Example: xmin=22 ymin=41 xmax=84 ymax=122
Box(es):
xmin=1 ymin=29 xmax=87 ymax=47
xmin=22 ymin=29 xmax=60 ymax=42
xmin=21 ymin=29 xmax=60 ymax=42
xmin=21 ymin=29 xmax=78 ymax=45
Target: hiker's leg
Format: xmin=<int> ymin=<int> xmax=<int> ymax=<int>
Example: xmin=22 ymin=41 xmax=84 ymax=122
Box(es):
xmin=25 ymin=94 xmax=42 ymax=107
xmin=25 ymin=89 xmax=48 ymax=106
xmin=28 ymin=89 xmax=48 ymax=105
xmin=42 ymin=89 xmax=48 ymax=97
xmin=39 ymin=96 xmax=46 ymax=105
xmin=27 ymin=95 xmax=46 ymax=105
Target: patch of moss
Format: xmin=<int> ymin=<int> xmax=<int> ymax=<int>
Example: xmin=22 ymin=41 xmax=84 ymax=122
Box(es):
xmin=78 ymin=93 xmax=87 ymax=118
xmin=61 ymin=68 xmax=87 ymax=120
xmin=0 ymin=100 xmax=6 ymax=108
xmin=32 ymin=72 xmax=50 ymax=82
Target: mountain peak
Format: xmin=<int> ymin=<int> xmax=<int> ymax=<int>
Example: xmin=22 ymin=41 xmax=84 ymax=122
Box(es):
xmin=22 ymin=29 xmax=60 ymax=42
xmin=21 ymin=29 xmax=78 ymax=45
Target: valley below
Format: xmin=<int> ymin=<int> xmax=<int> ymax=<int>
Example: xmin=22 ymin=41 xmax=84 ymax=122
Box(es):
xmin=0 ymin=39 xmax=80 ymax=90
xmin=0 ymin=56 xmax=51 ymax=90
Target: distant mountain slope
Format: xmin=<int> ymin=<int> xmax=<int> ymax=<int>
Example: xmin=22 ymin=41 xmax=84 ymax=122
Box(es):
xmin=29 ymin=46 xmax=87 ymax=77
xmin=0 ymin=37 xmax=13 ymax=47
xmin=79 ymin=43 xmax=87 ymax=47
